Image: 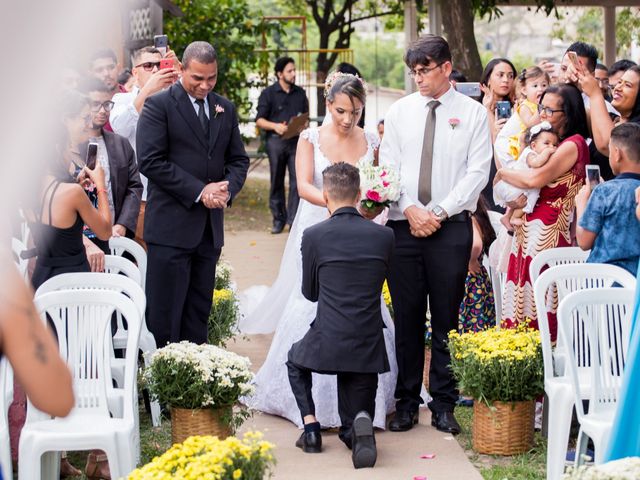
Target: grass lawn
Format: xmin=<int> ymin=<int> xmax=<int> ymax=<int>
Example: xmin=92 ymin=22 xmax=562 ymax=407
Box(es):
xmin=455 ymin=405 xmax=547 ymax=480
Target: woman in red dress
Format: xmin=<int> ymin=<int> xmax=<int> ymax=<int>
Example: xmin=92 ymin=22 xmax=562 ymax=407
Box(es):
xmin=495 ymin=84 xmax=590 ymax=340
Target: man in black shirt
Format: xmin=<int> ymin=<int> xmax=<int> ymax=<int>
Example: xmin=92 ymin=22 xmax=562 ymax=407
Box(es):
xmin=256 ymin=57 xmax=309 ymax=233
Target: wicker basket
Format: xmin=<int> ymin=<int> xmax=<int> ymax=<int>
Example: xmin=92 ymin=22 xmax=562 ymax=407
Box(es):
xmin=422 ymin=347 xmax=432 ymax=390
xmin=171 ymin=407 xmax=232 ymax=445
xmin=472 ymin=400 xmax=535 ymax=455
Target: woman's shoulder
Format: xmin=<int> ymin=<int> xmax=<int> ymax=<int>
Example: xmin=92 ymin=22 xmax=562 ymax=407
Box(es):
xmin=300 ymin=127 xmax=319 ymax=144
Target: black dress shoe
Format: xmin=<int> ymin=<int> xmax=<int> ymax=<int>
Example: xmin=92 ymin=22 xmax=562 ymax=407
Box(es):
xmin=388 ymin=410 xmax=418 ymax=432
xmin=352 ymin=411 xmax=376 ymax=469
xmin=271 ymin=220 xmax=285 ymax=234
xmin=431 ymin=411 xmax=461 ymax=435
xmin=295 ymin=430 xmax=322 ymax=453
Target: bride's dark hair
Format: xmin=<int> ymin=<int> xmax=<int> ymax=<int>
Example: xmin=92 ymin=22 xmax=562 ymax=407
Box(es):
xmin=325 ymin=73 xmax=367 ymax=108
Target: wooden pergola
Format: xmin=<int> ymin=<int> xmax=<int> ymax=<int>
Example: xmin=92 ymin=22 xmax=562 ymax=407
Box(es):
xmin=404 ymin=0 xmax=637 ymax=90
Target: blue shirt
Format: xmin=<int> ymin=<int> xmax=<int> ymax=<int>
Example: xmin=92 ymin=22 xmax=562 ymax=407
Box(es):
xmin=579 ymin=172 xmax=640 ymax=275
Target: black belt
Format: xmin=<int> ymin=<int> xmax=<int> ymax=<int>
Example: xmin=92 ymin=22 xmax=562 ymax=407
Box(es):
xmin=445 ymin=211 xmax=471 ymax=223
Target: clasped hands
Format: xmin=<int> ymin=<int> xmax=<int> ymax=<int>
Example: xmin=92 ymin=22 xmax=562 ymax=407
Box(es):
xmin=405 ymin=205 xmax=441 ymax=238
xmin=201 ymin=181 xmax=230 ymax=209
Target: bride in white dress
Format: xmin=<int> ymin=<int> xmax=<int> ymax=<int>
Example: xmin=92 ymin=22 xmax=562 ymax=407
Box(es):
xmin=240 ymin=73 xmax=398 ymax=429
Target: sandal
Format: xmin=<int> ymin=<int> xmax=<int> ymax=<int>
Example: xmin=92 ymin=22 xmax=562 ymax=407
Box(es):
xmin=85 ymin=451 xmax=111 ymax=480
xmin=60 ymin=457 xmax=82 ymax=478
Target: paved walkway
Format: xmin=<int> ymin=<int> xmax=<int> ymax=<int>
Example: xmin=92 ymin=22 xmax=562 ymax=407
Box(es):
xmin=223 ymin=230 xmax=482 ymax=480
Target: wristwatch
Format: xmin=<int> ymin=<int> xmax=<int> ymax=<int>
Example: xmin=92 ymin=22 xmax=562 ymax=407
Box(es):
xmin=432 ymin=205 xmax=448 ymax=221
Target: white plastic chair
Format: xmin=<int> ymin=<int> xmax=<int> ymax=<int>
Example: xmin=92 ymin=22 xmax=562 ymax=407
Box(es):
xmin=558 ymin=287 xmax=635 ymax=466
xmin=103 ymin=256 xmax=161 ymax=427
xmin=0 ymin=357 xmax=14 ymax=480
xmin=534 ymin=263 xmax=636 ymax=480
xmin=529 ymin=246 xmax=590 ymax=286
xmin=486 ymin=211 xmax=507 ymax=326
xmin=19 ymin=290 xmax=141 ymax=480
xmin=109 ymin=237 xmax=147 ymax=289
xmin=11 ymin=237 xmax=29 ymax=280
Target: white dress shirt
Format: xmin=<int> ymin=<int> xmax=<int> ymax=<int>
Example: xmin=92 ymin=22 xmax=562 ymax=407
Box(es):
xmin=380 ymin=86 xmax=492 ymax=220
xmin=110 ymin=86 xmax=150 ymax=200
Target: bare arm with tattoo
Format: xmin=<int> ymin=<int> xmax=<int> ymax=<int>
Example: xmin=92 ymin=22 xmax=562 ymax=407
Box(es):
xmin=0 ymin=254 xmax=74 ymax=417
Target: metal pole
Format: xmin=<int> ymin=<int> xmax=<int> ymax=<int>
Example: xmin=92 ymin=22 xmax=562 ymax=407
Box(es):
xmin=603 ymin=6 xmax=616 ymax=67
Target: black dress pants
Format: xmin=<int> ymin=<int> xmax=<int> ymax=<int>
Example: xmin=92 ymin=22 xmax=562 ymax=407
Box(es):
xmin=266 ymin=135 xmax=299 ymax=225
xmin=286 ymin=359 xmax=378 ymax=438
xmin=146 ymin=220 xmax=221 ymax=347
xmin=387 ymin=218 xmax=472 ymax=413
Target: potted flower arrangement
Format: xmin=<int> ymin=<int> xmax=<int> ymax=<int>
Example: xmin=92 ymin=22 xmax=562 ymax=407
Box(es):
xmin=128 ymin=431 xmax=276 ymax=480
xmin=209 ymin=260 xmax=241 ymax=346
xmin=564 ymin=457 xmax=640 ymax=479
xmin=145 ymin=341 xmax=255 ymax=444
xmin=448 ymin=325 xmax=543 ymax=455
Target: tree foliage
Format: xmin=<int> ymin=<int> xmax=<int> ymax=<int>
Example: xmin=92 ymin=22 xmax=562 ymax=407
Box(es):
xmin=552 ymin=7 xmax=640 ymax=60
xmin=164 ymin=0 xmax=279 ymax=115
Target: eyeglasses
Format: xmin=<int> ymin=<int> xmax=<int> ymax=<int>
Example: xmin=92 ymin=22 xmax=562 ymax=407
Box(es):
xmin=90 ymin=100 xmax=115 ymax=112
xmin=135 ymin=61 xmax=161 ymax=71
xmin=537 ymin=104 xmax=564 ymax=116
xmin=408 ymin=64 xmax=442 ymax=78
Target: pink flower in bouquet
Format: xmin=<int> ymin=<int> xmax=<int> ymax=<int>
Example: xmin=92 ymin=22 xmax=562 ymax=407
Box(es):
xmin=382 ymin=181 xmax=390 ymax=188
xmin=366 ymin=190 xmax=381 ymax=202
xmin=381 ymin=170 xmax=387 ymax=177
xmin=448 ymin=118 xmax=460 ymax=129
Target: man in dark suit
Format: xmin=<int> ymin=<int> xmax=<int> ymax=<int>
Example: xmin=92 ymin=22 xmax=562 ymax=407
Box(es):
xmin=137 ymin=41 xmax=249 ymax=347
xmin=80 ymin=79 xmax=143 ymax=268
xmin=287 ymin=162 xmax=394 ymax=469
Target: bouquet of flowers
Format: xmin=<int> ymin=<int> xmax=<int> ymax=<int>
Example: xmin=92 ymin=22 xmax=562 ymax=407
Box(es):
xmin=358 ymin=162 xmax=401 ymax=212
xmin=145 ymin=342 xmax=254 ymax=429
xmin=448 ymin=325 xmax=543 ymax=405
xmin=563 ymin=457 xmax=640 ymax=479
xmin=128 ymin=432 xmax=276 ymax=480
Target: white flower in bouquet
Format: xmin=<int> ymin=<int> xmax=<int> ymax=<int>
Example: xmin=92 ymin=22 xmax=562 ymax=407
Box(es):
xmin=358 ymin=161 xmax=401 ymax=210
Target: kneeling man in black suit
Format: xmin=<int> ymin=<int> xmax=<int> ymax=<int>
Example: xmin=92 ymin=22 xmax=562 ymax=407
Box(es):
xmin=286 ymin=162 xmax=394 ymax=469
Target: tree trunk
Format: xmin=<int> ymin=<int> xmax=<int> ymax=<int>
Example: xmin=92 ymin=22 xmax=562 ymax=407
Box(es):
xmin=439 ymin=0 xmax=483 ymax=81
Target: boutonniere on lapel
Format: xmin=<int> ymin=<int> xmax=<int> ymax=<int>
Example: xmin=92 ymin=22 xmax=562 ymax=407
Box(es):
xmin=214 ymin=104 xmax=225 ymax=118
xmin=448 ymin=118 xmax=460 ymax=130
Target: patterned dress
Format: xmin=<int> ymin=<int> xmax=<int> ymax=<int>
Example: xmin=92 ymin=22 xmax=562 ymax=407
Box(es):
xmin=458 ymin=264 xmax=495 ymax=333
xmin=501 ymin=134 xmax=589 ymax=341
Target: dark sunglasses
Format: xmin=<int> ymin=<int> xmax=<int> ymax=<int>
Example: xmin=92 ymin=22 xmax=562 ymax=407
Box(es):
xmin=135 ymin=61 xmax=161 ymax=72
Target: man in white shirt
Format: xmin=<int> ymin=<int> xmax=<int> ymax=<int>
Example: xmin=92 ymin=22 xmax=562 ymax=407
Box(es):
xmin=110 ymin=46 xmax=177 ymax=245
xmin=380 ymin=35 xmax=492 ymax=435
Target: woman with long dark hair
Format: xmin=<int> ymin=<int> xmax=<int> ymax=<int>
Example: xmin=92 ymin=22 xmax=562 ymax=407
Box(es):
xmin=480 ymin=58 xmax=517 ymax=142
xmin=495 ymin=84 xmax=589 ymax=340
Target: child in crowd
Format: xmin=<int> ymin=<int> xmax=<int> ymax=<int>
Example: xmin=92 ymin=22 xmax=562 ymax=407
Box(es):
xmin=576 ymin=123 xmax=640 ymax=275
xmin=495 ymin=67 xmax=551 ymax=168
xmin=458 ymin=196 xmax=497 ymax=334
xmin=494 ymin=122 xmax=559 ymax=229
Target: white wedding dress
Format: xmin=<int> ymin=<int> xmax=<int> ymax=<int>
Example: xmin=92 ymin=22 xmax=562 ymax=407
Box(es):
xmin=240 ymin=127 xmax=399 ymax=429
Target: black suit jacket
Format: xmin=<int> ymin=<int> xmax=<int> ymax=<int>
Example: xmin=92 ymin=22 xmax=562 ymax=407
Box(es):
xmin=289 ymin=207 xmax=394 ymax=374
xmin=79 ymin=130 xmax=143 ymax=234
xmin=136 ymin=82 xmax=249 ymax=249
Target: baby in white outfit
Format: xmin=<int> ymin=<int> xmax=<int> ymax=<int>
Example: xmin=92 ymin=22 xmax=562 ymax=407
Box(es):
xmin=493 ymin=121 xmax=560 ymax=229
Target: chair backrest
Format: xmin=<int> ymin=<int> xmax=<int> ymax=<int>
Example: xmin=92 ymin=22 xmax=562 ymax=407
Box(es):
xmin=104 ymin=255 xmax=142 ymax=286
xmin=109 ymin=237 xmax=147 ymax=288
xmin=33 ymin=290 xmax=141 ymax=421
xmin=11 ymin=237 xmax=29 ymax=280
xmin=487 ymin=211 xmax=503 ymax=237
xmin=558 ymin=287 xmax=634 ymax=420
xmin=35 ymin=272 xmax=146 ymax=317
xmin=533 ymin=263 xmax=636 ymax=382
xmin=529 ymin=246 xmax=590 ymax=286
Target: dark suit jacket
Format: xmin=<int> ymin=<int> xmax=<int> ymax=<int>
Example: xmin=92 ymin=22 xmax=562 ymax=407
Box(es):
xmin=79 ymin=130 xmax=143 ymax=234
xmin=136 ymin=82 xmax=249 ymax=249
xmin=289 ymin=207 xmax=394 ymax=374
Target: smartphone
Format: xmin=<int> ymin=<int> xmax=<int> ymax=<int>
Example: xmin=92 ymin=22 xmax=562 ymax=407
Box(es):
xmin=496 ymin=101 xmax=512 ymax=120
xmin=159 ymin=58 xmax=173 ymax=70
xmin=86 ymin=142 xmax=98 ymax=169
xmin=586 ymin=165 xmax=601 ymax=189
xmin=455 ymin=82 xmax=481 ymax=98
xmin=154 ymin=34 xmax=168 ymax=56
xmin=567 ymin=51 xmax=582 ymax=71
